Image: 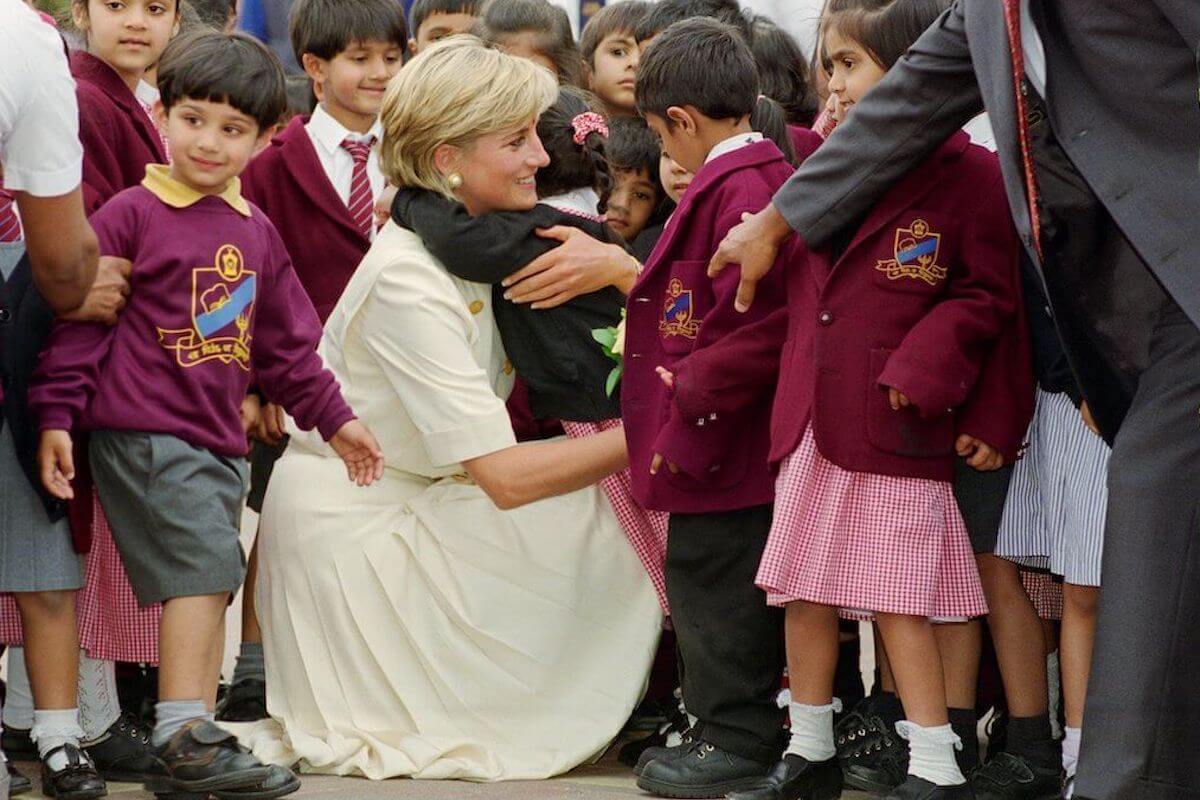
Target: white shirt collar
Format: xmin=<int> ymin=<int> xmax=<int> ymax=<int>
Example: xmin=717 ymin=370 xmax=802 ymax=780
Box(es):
xmin=306 ymin=103 xmax=383 ymax=157
xmin=540 ymin=187 xmax=601 ymax=219
xmin=135 ymin=80 xmax=160 ymax=109
xmin=705 ymin=131 xmax=763 ymax=165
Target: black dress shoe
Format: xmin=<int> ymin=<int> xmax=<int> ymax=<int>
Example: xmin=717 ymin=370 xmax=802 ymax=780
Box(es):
xmin=39 ymin=744 xmax=107 ymax=800
xmin=84 ymin=713 xmax=160 ymax=782
xmin=0 ymin=727 xmax=34 ymax=760
xmin=726 ymin=754 xmax=844 ymax=800
xmin=211 ymin=765 xmax=300 ymax=800
xmin=144 ymin=720 xmax=273 ymax=797
xmin=885 ymin=776 xmax=972 ymax=799
xmin=633 ymin=728 xmax=696 ymax=776
xmin=971 ymin=752 xmax=1062 ymax=800
xmin=636 ymin=739 xmax=772 ymax=799
xmin=216 ymin=679 xmax=268 ymax=723
xmin=7 ymin=761 xmax=33 ymax=797
xmin=840 ymin=719 xmax=908 ymax=795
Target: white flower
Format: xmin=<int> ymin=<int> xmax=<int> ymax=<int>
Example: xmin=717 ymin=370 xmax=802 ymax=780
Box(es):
xmin=612 ymin=314 xmax=627 ymax=356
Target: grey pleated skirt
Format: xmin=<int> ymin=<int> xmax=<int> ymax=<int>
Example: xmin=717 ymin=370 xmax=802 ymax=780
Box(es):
xmin=994 ymin=389 xmax=1109 ymax=587
xmin=0 ymin=423 xmax=83 ymax=593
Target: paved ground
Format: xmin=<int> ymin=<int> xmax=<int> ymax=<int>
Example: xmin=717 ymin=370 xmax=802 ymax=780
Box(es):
xmin=9 ymin=748 xmax=877 ymax=799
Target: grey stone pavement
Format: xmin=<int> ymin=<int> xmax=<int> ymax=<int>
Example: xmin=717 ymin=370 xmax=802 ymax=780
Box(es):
xmin=8 ymin=749 xmax=876 ymax=799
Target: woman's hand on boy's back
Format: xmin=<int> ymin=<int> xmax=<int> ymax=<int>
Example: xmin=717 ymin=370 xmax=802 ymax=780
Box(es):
xmin=60 ymin=255 xmax=132 ymax=325
xmin=38 ymin=429 xmax=76 ymax=500
xmin=329 ymin=420 xmax=385 ymax=487
xmin=502 ymin=227 xmax=639 ymax=308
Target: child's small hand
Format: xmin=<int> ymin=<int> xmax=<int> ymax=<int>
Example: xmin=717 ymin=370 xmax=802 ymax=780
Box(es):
xmin=887 ymin=387 xmax=911 ymax=410
xmin=1079 ymin=400 xmax=1100 ymax=435
xmin=650 ymin=453 xmax=679 ymax=475
xmin=330 ymin=420 xmax=385 ymax=486
xmin=240 ymin=394 xmax=262 ymax=437
xmin=38 ymin=429 xmax=75 ymax=500
xmin=956 ymin=434 xmax=1004 ymax=471
xmin=656 ymin=366 xmax=675 ymax=390
xmin=374 ymin=184 xmax=398 ymax=231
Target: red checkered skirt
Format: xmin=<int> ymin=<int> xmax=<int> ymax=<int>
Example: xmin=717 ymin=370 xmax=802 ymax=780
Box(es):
xmin=0 ymin=492 xmax=161 ymax=662
xmin=562 ymin=420 xmax=669 ymax=612
xmin=1019 ymin=569 xmax=1063 ymax=621
xmin=756 ymin=425 xmax=987 ymax=621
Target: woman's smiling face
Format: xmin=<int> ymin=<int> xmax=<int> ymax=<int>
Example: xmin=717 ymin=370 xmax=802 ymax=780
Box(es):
xmin=449 ymin=118 xmax=551 ymax=215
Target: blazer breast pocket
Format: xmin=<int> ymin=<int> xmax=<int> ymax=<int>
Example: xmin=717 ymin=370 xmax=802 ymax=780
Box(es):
xmin=866 ymin=348 xmax=955 ymax=458
xmin=657 ymin=262 xmax=708 ymax=356
xmin=870 ymin=213 xmax=955 ymax=297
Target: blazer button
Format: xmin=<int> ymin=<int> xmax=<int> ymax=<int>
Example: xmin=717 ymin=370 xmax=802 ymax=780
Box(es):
xmin=468 ymin=300 xmax=484 ymax=315
xmin=818 ymin=311 xmax=834 ymax=326
xmin=0 ymin=308 xmax=11 ymax=324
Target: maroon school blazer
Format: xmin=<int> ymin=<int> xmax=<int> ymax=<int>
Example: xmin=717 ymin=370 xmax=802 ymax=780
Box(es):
xmin=622 ymin=139 xmax=796 ymax=514
xmin=242 ymin=117 xmax=370 ymax=324
xmin=672 ymin=131 xmax=1030 ymax=482
xmin=72 ymin=51 xmax=167 ymax=214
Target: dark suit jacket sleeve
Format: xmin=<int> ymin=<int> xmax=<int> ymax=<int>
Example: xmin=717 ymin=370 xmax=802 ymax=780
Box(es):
xmin=772 ymin=0 xmax=985 ymax=247
xmin=1152 ymin=0 xmax=1199 ymax=44
xmin=392 ymin=189 xmax=554 ymax=283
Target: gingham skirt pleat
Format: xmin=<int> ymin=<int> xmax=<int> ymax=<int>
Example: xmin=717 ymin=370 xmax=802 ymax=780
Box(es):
xmin=562 ymin=420 xmax=670 ymax=612
xmin=0 ymin=492 xmax=162 ymax=663
xmin=757 ymin=424 xmax=987 ymax=621
xmin=1019 ymin=568 xmax=1064 ymax=621
xmin=995 ymin=390 xmax=1109 ymax=587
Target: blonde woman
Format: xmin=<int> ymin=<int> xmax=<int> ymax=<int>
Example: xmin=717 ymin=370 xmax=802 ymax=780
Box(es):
xmin=242 ymin=38 xmax=662 ymax=781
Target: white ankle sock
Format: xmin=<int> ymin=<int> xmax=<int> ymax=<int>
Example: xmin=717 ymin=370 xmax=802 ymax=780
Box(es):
xmin=1062 ymin=726 xmax=1081 ymax=779
xmin=152 ymin=700 xmax=207 ymax=747
xmin=31 ymin=708 xmax=86 ymax=770
xmin=3 ymin=647 xmax=34 ymax=729
xmin=785 ymin=700 xmax=841 ymax=762
xmin=78 ymin=654 xmax=121 ymax=743
xmin=897 ymin=721 xmax=965 ymax=787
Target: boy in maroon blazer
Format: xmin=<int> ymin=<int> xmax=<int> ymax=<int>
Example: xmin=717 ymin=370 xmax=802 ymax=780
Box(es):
xmin=229 ymin=0 xmax=406 ymax=722
xmin=622 ymin=19 xmax=799 ymax=798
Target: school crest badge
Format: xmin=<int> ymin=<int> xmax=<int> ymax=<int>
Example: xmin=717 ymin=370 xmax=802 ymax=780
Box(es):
xmin=660 ymin=278 xmax=701 ymax=338
xmin=158 ymin=244 xmax=256 ymax=370
xmin=875 ymin=218 xmax=947 ymax=286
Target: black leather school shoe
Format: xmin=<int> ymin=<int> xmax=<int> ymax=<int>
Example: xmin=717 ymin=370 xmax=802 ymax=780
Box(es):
xmin=39 ymin=744 xmax=107 ymax=800
xmin=726 ymin=753 xmax=844 ymax=800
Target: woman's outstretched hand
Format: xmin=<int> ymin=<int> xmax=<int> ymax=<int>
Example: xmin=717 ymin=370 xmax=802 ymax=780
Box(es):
xmin=707 ymin=204 xmax=794 ymax=312
xmin=502 ymin=226 xmax=639 ymax=308
xmin=330 ymin=420 xmax=385 ymax=486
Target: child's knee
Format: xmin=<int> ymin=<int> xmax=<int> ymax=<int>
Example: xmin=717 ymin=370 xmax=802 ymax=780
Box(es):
xmin=1063 ymin=583 xmax=1099 ymax=618
xmin=14 ymin=590 xmax=75 ymax=619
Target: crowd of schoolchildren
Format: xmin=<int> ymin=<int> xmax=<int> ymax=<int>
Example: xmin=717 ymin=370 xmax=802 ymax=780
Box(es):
xmin=0 ymin=0 xmax=1111 ymax=799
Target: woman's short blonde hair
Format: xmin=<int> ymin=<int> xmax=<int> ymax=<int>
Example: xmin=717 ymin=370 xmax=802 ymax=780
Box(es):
xmin=379 ymin=35 xmax=558 ymax=198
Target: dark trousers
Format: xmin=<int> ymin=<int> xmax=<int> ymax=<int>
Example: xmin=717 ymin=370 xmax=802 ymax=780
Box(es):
xmin=1076 ymin=299 xmax=1200 ymax=800
xmin=665 ymin=504 xmax=784 ymax=764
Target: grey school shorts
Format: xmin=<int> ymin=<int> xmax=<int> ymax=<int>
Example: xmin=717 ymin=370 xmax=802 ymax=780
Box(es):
xmin=89 ymin=430 xmax=248 ymax=606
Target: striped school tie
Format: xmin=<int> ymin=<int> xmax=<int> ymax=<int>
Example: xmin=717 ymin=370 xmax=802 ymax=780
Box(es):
xmin=340 ymin=136 xmax=376 ymax=239
xmin=0 ymin=190 xmax=22 ymax=243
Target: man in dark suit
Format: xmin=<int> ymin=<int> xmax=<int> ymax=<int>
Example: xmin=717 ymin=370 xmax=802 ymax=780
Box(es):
xmin=706 ymin=3 xmax=1199 ymax=800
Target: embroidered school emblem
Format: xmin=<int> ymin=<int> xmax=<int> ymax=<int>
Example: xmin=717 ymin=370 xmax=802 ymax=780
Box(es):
xmin=157 ymin=244 xmax=256 ymax=370
xmin=660 ymin=278 xmax=701 ymax=338
xmin=875 ymin=218 xmax=947 ymax=286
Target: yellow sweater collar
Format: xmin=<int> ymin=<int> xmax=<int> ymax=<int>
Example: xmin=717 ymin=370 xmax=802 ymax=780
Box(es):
xmin=141 ymin=164 xmax=251 ymax=217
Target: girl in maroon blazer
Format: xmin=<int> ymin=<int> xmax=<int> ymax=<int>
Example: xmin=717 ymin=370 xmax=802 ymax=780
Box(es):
xmin=666 ymin=4 xmax=1027 ymax=799
xmin=0 ymin=1 xmax=179 ymax=792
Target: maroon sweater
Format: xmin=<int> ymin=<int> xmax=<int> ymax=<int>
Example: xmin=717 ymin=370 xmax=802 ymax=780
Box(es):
xmin=30 ymin=170 xmax=355 ymax=457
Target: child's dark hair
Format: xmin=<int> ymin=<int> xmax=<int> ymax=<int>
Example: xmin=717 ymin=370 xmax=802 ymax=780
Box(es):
xmin=822 ymin=0 xmax=949 ymax=71
xmin=607 ymin=117 xmax=660 ymax=188
xmin=183 ymin=0 xmax=236 ymax=30
xmin=158 ymin=31 xmax=287 ymax=130
xmin=750 ymin=15 xmax=819 ymax=126
xmin=633 ymin=0 xmax=750 ymax=44
xmin=289 ymin=0 xmax=408 ymax=63
xmin=409 ymin=0 xmax=481 ymax=39
xmin=636 ymin=18 xmax=758 ymax=125
xmin=477 ymin=0 xmax=584 ymax=87
xmin=579 ymin=0 xmax=650 ymax=67
xmin=536 ymin=86 xmax=612 ymax=214
xmin=284 ymin=75 xmax=317 ymax=118
xmin=750 ymin=96 xmax=797 ymax=165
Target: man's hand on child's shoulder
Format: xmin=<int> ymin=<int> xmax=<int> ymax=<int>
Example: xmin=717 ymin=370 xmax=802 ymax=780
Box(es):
xmin=38 ymin=429 xmax=75 ymax=500
xmin=329 ymin=420 xmax=385 ymax=487
xmin=60 ymin=256 xmax=132 ymax=325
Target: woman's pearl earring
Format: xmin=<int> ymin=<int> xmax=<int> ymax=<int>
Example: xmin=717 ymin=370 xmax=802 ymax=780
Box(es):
xmin=447 ymin=173 xmax=463 ymax=190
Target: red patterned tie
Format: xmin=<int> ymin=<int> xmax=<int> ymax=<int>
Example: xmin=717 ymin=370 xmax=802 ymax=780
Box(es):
xmin=1001 ymin=0 xmax=1043 ymax=260
xmin=0 ymin=190 xmax=22 ymax=243
xmin=340 ymin=136 xmax=376 ymax=239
